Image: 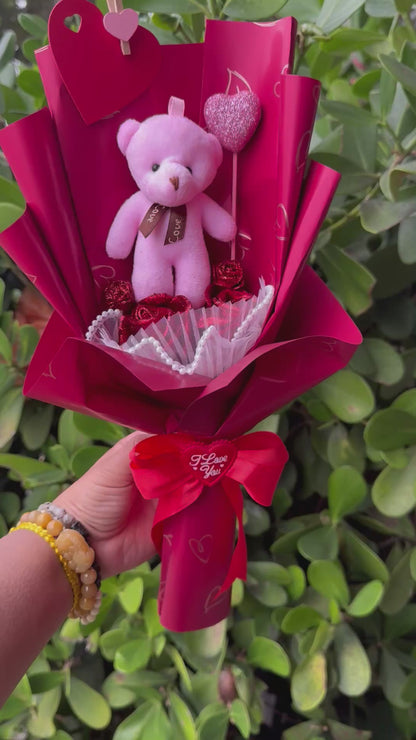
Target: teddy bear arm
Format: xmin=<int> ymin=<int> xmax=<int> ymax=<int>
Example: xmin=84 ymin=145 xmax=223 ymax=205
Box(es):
xmin=200 ymin=194 xmax=237 ymax=243
xmin=106 ymin=192 xmax=146 ymax=259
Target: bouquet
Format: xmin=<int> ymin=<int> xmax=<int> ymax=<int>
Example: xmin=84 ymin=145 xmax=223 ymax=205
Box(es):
xmin=0 ymin=2 xmax=361 ymax=631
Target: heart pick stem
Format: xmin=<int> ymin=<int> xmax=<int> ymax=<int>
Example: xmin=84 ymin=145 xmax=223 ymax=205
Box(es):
xmin=106 ymin=0 xmax=131 ymax=55
xmin=231 ymin=151 xmax=238 ymax=261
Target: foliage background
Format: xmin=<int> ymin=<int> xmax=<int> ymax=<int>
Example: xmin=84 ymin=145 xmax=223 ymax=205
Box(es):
xmin=1 ymin=0 xmax=416 ymax=737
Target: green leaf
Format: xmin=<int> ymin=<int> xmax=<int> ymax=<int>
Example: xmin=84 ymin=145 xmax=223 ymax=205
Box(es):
xmin=247 ymin=637 xmax=291 ymax=676
xmin=29 ymin=671 xmax=65 ymax=694
xmin=17 ymin=12 xmax=47 ymax=38
xmin=328 ymin=466 xmax=367 ymax=523
xmin=372 ymin=448 xmax=416 ymax=517
xmin=113 ymin=700 xmax=160 ymax=740
xmin=168 ymin=690 xmax=197 ymax=740
xmin=381 ymin=648 xmax=412 ymax=708
xmin=334 ymin=623 xmax=371 ymax=696
xmin=317 ymin=246 xmax=375 ymax=316
xmin=281 ymin=606 xmax=323 ymax=634
xmin=99 ymin=628 xmax=128 ymax=661
xmin=380 ymin=53 xmax=416 ymax=97
xmin=144 ymin=598 xmax=164 ymax=637
xmin=0 ymin=327 xmax=12 ymax=363
xmin=167 ymin=646 xmax=192 ymax=692
xmin=222 ymin=0 xmax=288 ymax=20
xmin=342 ymin=528 xmax=389 ymax=582
xmin=229 ymin=699 xmax=250 ymax=739
xmin=114 ymin=638 xmax=152 ymax=673
xmin=353 ymin=339 xmax=404 ymax=386
xmin=283 ymin=722 xmax=323 ymax=740
xmin=366 ymin=0 xmax=396 ymax=14
xmin=297 ymin=525 xmax=338 ymax=561
xmin=244 ymin=498 xmax=270 ymax=535
xmin=0 ymin=176 xmax=24 ymax=208
xmin=346 ymin=580 xmax=384 ymax=617
xmin=384 ymin=604 xmax=416 ymax=639
xmin=73 ymin=411 xmax=126 ymax=444
xmin=247 ymin=561 xmax=289 ymax=606
xmin=0 ymin=387 xmax=23 ymax=448
xmin=20 ymin=402 xmax=54 ymax=451
xmin=316 ymin=0 xmax=366 ymax=32
xmin=287 ymin=565 xmax=306 ymax=601
xmin=380 ymin=549 xmax=415 ymax=615
xmin=102 ymin=673 xmax=136 ymax=709
xmin=70 ymin=445 xmax=108 ymax=478
xmin=320 ymin=99 xmax=377 ymax=127
xmin=0 ymin=31 xmax=16 ymax=70
xmin=196 ymin=703 xmax=229 ymax=740
xmin=0 ymin=202 xmax=23 ymax=231
xmin=360 ymin=193 xmax=416 ymax=234
xmin=327 ymin=424 xmax=365 ymax=472
xmin=129 ymin=0 xmax=203 ymax=10
xmin=58 ymin=409 xmax=91 ymax=454
xmin=308 ymin=560 xmax=350 ymax=607
xmin=118 ymin=577 xmax=144 ymax=614
xmin=322 ymin=28 xmax=385 ymax=53
xmin=291 ymin=652 xmax=327 ymax=712
xmin=16 ymin=324 xmax=39 ymax=367
xmin=17 ymin=69 xmax=44 ymax=99
xmin=398 ymin=214 xmax=416 ymax=264
xmin=0 ymin=675 xmax=31 ymax=721
xmin=0 ymin=453 xmax=62 ymax=480
xmin=366 ymin=409 xmax=416 ymax=451
xmin=327 ymin=719 xmax=372 ymax=740
xmin=65 ymin=676 xmax=111 ymax=729
xmin=0 ymin=491 xmax=20 ymax=524
xmin=393 ymin=389 xmax=416 ymax=417
xmin=27 ymin=686 xmax=60 ymax=738
xmin=314 ymin=370 xmax=374 ymax=423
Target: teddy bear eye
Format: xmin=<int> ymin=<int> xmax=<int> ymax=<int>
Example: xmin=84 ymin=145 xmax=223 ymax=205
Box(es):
xmin=186 ymin=166 xmax=193 ymax=174
xmin=152 ymin=164 xmax=160 ymax=172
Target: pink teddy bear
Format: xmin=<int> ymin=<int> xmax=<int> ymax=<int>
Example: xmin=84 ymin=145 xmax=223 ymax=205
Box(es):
xmin=106 ymin=97 xmax=236 ymax=309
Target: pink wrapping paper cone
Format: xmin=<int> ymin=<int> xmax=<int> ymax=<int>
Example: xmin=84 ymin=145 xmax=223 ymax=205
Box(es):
xmin=0 ymin=10 xmax=362 ymax=630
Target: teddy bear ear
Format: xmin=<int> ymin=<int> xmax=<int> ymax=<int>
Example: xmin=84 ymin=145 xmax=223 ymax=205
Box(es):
xmin=207 ymin=132 xmax=223 ymax=169
xmin=117 ymin=119 xmax=141 ymax=155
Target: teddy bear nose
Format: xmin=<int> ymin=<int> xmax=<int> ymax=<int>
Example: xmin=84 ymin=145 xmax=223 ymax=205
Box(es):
xmin=169 ymin=176 xmax=180 ymax=191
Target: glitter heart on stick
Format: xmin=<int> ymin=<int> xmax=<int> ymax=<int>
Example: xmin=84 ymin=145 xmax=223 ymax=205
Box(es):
xmin=204 ymin=90 xmax=261 ymax=260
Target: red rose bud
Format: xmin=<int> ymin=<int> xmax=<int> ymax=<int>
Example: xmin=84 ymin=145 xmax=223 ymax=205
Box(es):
xmin=132 ymin=302 xmax=169 ymax=329
xmin=104 ymin=280 xmax=135 ymax=313
xmin=213 ymin=287 xmax=252 ymax=305
xmin=213 ymin=260 xmax=244 ymax=289
xmin=119 ymin=314 xmax=140 ymax=343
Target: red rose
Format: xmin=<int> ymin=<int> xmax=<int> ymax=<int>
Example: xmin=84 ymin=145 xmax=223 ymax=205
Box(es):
xmin=119 ymin=314 xmax=140 ymax=344
xmin=104 ymin=280 xmax=135 ymax=313
xmin=119 ymin=293 xmax=192 ymax=341
xmin=213 ymin=260 xmax=244 ymax=289
xmin=205 ymin=284 xmax=252 ymax=307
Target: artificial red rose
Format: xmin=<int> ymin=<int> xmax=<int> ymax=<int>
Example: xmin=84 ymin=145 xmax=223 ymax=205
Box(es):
xmin=103 ymin=280 xmax=135 ymax=313
xmin=205 ymin=283 xmax=252 ymax=307
xmin=213 ymin=260 xmax=244 ymax=289
xmin=120 ymin=293 xmax=192 ymax=340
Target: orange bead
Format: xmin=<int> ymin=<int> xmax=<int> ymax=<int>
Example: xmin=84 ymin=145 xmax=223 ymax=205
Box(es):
xmin=81 ymin=568 xmax=97 ymax=585
xmin=19 ymin=512 xmax=31 ymax=523
xmin=36 ymin=511 xmax=52 ymax=528
xmin=47 ymin=519 xmax=63 ymax=537
xmin=81 ymin=583 xmax=98 ymax=599
xmin=56 ymin=529 xmax=94 ymax=573
xmin=79 ymin=596 xmax=95 ymax=611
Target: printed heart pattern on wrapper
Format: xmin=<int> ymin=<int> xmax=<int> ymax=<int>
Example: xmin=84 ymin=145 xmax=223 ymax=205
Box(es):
xmin=183 ymin=441 xmax=236 ymax=486
xmin=103 ymin=9 xmax=138 ymax=42
xmin=204 ymin=91 xmax=262 ymax=153
xmin=48 ymin=0 xmax=161 ymax=125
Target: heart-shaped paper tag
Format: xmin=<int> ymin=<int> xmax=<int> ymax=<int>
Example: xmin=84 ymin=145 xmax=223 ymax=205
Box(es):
xmin=183 ymin=440 xmax=236 ymax=487
xmin=48 ymin=0 xmax=161 ymax=125
xmin=103 ymin=9 xmax=138 ymax=42
xmin=204 ymin=91 xmax=261 ymax=153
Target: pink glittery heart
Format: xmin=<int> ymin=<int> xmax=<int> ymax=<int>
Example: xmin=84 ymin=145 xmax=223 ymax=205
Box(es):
xmin=204 ymin=91 xmax=261 ymax=153
xmin=103 ymin=9 xmax=138 ymax=42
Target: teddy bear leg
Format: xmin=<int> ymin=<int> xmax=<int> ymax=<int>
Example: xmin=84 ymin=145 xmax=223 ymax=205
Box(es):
xmin=174 ymin=251 xmax=211 ymax=309
xmin=132 ymin=249 xmax=175 ymax=301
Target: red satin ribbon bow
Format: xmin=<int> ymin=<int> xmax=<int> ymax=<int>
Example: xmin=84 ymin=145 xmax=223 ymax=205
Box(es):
xmin=130 ymin=431 xmax=288 ymax=594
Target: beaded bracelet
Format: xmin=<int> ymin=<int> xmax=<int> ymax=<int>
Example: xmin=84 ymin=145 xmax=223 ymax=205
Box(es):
xmin=10 ymin=506 xmax=102 ymax=625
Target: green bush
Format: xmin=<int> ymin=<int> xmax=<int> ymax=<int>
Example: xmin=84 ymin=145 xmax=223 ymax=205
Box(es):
xmin=2 ymin=1 xmax=416 ymax=737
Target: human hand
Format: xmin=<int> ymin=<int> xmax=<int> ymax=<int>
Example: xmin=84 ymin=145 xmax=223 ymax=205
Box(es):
xmin=54 ymin=432 xmax=157 ymax=578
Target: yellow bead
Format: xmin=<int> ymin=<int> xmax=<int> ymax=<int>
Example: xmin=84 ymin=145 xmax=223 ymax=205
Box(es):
xmin=47 ymin=519 xmax=63 ymax=537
